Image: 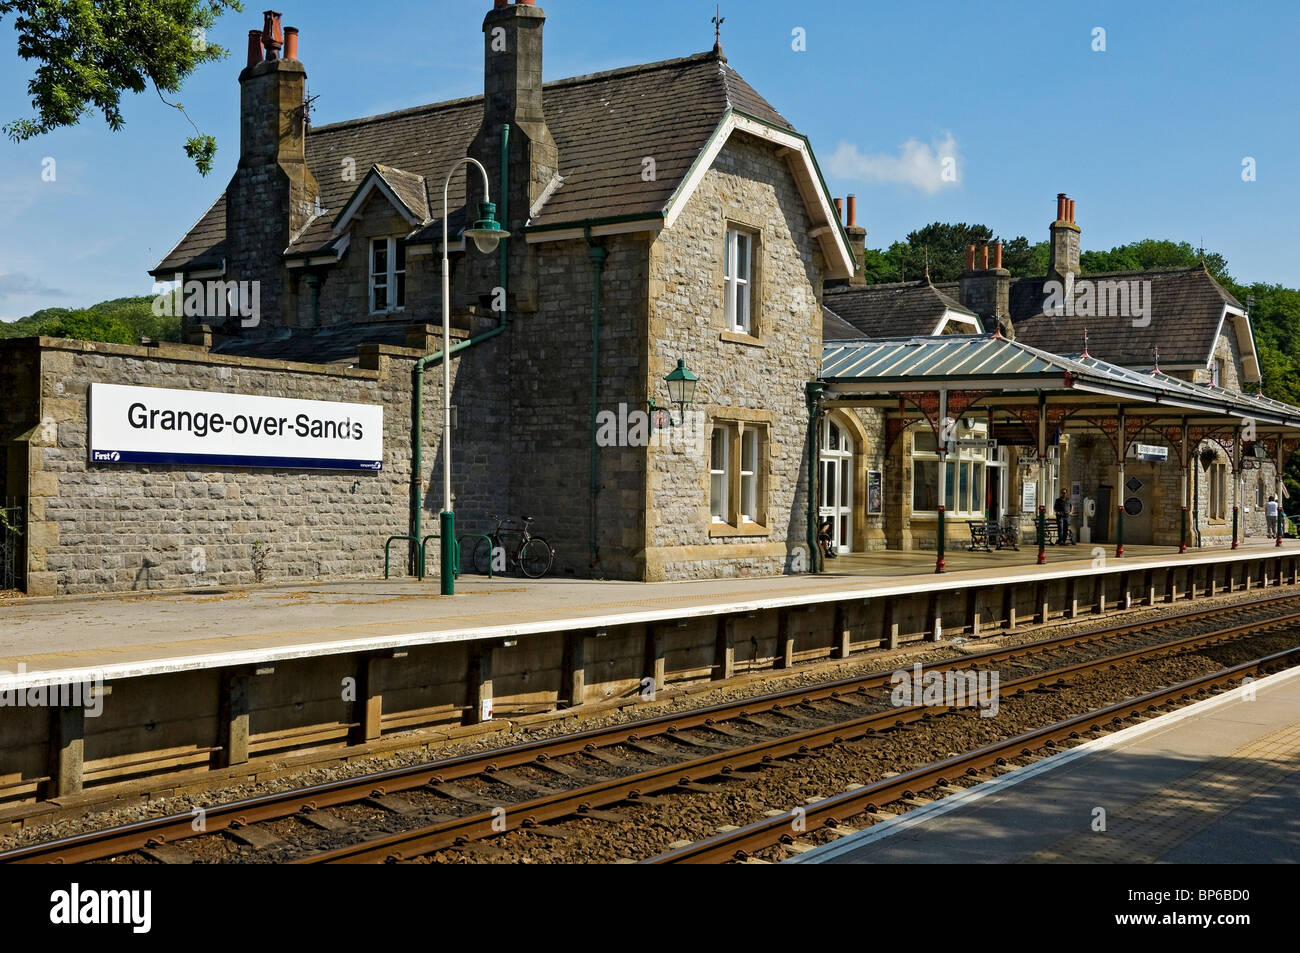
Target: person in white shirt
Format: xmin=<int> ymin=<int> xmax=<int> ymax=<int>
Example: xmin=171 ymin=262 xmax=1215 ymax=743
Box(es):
xmin=1266 ymin=496 xmax=1280 ymax=537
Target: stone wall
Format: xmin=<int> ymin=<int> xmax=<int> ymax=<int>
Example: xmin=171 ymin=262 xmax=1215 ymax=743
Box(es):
xmin=645 ymin=132 xmax=827 ymax=580
xmin=22 ymin=337 xmax=516 ymax=596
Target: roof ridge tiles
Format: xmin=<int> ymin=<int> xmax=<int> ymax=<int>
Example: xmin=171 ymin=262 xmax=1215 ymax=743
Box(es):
xmin=307 ymin=50 xmax=722 ymax=136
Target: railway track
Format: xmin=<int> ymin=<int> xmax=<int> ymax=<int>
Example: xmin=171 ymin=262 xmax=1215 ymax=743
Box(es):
xmin=5 ymin=592 xmax=1300 ymax=865
xmin=644 ymin=646 xmax=1300 ymax=864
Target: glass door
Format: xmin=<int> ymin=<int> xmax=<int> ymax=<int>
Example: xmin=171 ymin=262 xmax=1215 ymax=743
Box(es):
xmin=819 ymin=418 xmax=854 ymax=553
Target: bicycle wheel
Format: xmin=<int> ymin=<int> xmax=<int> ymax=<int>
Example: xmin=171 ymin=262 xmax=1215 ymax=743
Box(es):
xmin=472 ymin=536 xmax=496 ymax=576
xmin=518 ymin=537 xmax=554 ymax=579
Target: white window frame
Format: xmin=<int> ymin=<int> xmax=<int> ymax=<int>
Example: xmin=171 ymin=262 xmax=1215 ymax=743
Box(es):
xmin=724 ymin=228 xmax=753 ymax=334
xmin=740 ymin=428 xmax=758 ymax=523
xmin=911 ymin=421 xmax=989 ymax=518
xmin=710 ymin=428 xmax=730 ymax=523
xmin=370 ymin=237 xmax=406 ymax=314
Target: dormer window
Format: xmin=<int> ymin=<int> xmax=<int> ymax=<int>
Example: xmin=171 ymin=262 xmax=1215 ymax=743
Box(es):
xmin=370 ymin=238 xmax=406 ymax=314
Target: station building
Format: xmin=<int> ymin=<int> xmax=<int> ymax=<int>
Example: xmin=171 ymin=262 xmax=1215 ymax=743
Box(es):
xmin=1 ymin=1 xmax=1298 ymax=598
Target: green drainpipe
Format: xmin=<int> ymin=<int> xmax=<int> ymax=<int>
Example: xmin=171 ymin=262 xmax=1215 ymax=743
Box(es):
xmin=409 ymin=124 xmax=511 ymax=575
xmin=805 ymin=381 xmax=825 ymax=574
xmin=586 ymin=227 xmax=608 ymax=568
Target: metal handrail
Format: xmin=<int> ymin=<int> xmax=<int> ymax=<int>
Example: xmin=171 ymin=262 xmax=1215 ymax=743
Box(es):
xmin=458 ymin=534 xmax=495 ymax=578
xmin=384 ymin=536 xmax=418 ymax=579
xmin=419 ymin=534 xmax=460 ymax=582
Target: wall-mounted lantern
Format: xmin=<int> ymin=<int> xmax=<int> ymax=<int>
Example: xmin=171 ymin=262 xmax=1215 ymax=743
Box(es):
xmin=648 ymin=359 xmax=700 ymax=427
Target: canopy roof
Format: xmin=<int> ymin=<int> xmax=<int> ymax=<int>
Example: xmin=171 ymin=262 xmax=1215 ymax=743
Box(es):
xmin=820 ymin=334 xmax=1300 ymax=433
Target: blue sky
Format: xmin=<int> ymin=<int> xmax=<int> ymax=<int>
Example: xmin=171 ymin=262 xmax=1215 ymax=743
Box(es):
xmin=1 ymin=0 xmax=1296 ymax=319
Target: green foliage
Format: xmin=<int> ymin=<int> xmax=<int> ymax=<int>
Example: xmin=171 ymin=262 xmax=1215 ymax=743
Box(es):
xmin=1080 ymin=239 xmax=1230 ymax=282
xmin=868 ymin=223 xmax=1046 ymax=283
xmin=1 ymin=0 xmax=243 ymax=176
xmin=0 ymin=295 xmax=181 ymax=345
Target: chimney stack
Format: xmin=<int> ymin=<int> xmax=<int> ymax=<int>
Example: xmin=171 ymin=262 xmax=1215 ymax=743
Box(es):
xmin=228 ymin=9 xmax=319 ymax=331
xmin=466 ymin=0 xmax=559 ymax=314
xmin=959 ymin=238 xmax=1011 ymax=334
xmin=1049 ymin=192 xmax=1081 ymax=281
xmin=843 ymin=194 xmax=868 ymax=288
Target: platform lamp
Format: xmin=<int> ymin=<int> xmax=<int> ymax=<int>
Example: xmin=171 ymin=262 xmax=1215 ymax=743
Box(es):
xmin=436 ymin=158 xmax=509 ymax=596
xmin=648 ymin=359 xmax=700 ymax=427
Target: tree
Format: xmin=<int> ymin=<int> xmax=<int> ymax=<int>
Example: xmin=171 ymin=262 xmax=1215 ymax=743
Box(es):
xmin=1081 ymin=239 xmax=1230 ymax=282
xmin=0 ymin=295 xmax=181 ymax=344
xmin=2 ymin=0 xmax=243 ymax=176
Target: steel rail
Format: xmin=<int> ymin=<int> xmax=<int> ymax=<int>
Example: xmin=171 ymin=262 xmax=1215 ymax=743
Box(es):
xmin=5 ymin=593 xmax=1297 ymax=865
xmin=292 ymin=622 xmax=1288 ymax=864
xmin=644 ymin=646 xmax=1300 ymax=863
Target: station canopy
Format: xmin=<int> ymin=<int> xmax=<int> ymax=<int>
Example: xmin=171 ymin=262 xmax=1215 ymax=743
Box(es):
xmin=819 ymin=333 xmax=1300 ymax=458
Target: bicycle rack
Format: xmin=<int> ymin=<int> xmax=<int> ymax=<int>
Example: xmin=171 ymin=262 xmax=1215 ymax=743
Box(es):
xmin=384 ymin=536 xmax=419 ymax=580
xmin=458 ymin=534 xmax=496 ymax=578
xmin=419 ymin=535 xmax=460 ymax=582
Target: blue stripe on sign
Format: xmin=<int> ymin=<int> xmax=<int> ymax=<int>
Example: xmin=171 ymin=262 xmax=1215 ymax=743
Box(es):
xmin=91 ymin=450 xmax=383 ymax=472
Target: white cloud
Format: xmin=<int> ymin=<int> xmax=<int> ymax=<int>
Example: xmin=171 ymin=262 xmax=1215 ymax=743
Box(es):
xmin=828 ymin=134 xmax=961 ymax=194
xmin=0 ymin=271 xmax=64 ymax=302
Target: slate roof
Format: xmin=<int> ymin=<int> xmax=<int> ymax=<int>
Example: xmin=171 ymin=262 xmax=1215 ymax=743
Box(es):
xmin=1009 ymin=266 xmax=1243 ymax=369
xmin=820 ymin=335 xmax=1300 ymax=426
xmin=822 ymin=306 xmax=863 ymax=341
xmin=210 ymin=320 xmax=412 ymax=365
xmin=822 ymin=280 xmax=979 ymax=338
xmin=154 ymin=49 xmax=791 ymax=275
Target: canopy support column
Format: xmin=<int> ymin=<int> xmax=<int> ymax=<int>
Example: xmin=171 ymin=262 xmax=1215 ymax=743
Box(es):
xmin=1037 ymin=394 xmax=1048 ymax=566
xmin=1232 ymin=431 xmax=1242 ymax=550
xmin=936 ymin=389 xmax=948 ymax=574
xmin=1116 ymin=408 xmax=1126 ymax=559
xmin=1179 ymin=419 xmax=1190 ymax=554
xmin=1278 ymin=438 xmax=1286 ymax=548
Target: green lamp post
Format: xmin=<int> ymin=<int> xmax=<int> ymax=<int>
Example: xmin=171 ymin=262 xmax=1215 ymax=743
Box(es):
xmin=434 ymin=159 xmax=509 ymax=596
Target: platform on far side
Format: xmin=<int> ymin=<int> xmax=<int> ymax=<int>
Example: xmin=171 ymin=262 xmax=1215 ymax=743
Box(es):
xmin=0 ymin=539 xmax=1292 ymax=690
xmin=791 ymin=665 xmax=1300 ymax=864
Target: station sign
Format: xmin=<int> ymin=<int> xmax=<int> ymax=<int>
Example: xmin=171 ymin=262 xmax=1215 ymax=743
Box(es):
xmin=88 ymin=383 xmax=385 ymax=471
xmin=954 ymin=439 xmax=997 ymax=450
xmin=1135 ymin=443 xmax=1169 ymax=463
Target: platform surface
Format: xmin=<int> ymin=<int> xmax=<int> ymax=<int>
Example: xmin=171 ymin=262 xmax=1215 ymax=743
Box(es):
xmin=0 ymin=539 xmax=1290 ymax=689
xmin=792 ymin=666 xmax=1300 ymax=864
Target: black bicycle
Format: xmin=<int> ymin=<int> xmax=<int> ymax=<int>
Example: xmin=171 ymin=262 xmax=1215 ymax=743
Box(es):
xmin=472 ymin=515 xmax=555 ymax=579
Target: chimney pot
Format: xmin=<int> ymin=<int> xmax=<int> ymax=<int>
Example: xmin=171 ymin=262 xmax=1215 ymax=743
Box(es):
xmin=283 ymin=27 xmax=299 ymax=61
xmin=847 ymin=194 xmax=857 ymax=228
xmin=833 ymin=198 xmax=843 ymax=224
xmin=495 ymin=0 xmax=508 ymax=7
xmin=262 ymin=10 xmax=283 ymax=59
xmin=246 ymin=30 xmax=264 ymax=68
xmin=979 ymin=245 xmax=989 ymax=270
xmin=1067 ymin=199 xmax=1076 ymax=223
xmin=1056 ymin=193 xmax=1067 ymax=222
xmin=966 ymin=244 xmax=976 ymax=271
xmin=993 ymin=241 xmax=1003 ymax=270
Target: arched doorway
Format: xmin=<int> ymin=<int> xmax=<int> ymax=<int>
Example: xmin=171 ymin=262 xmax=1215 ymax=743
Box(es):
xmin=819 ymin=416 xmax=854 ymax=554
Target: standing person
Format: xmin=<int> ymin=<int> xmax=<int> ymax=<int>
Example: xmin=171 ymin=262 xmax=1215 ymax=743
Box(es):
xmin=1266 ymin=495 xmax=1279 ymax=538
xmin=1054 ymin=489 xmax=1072 ymax=545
